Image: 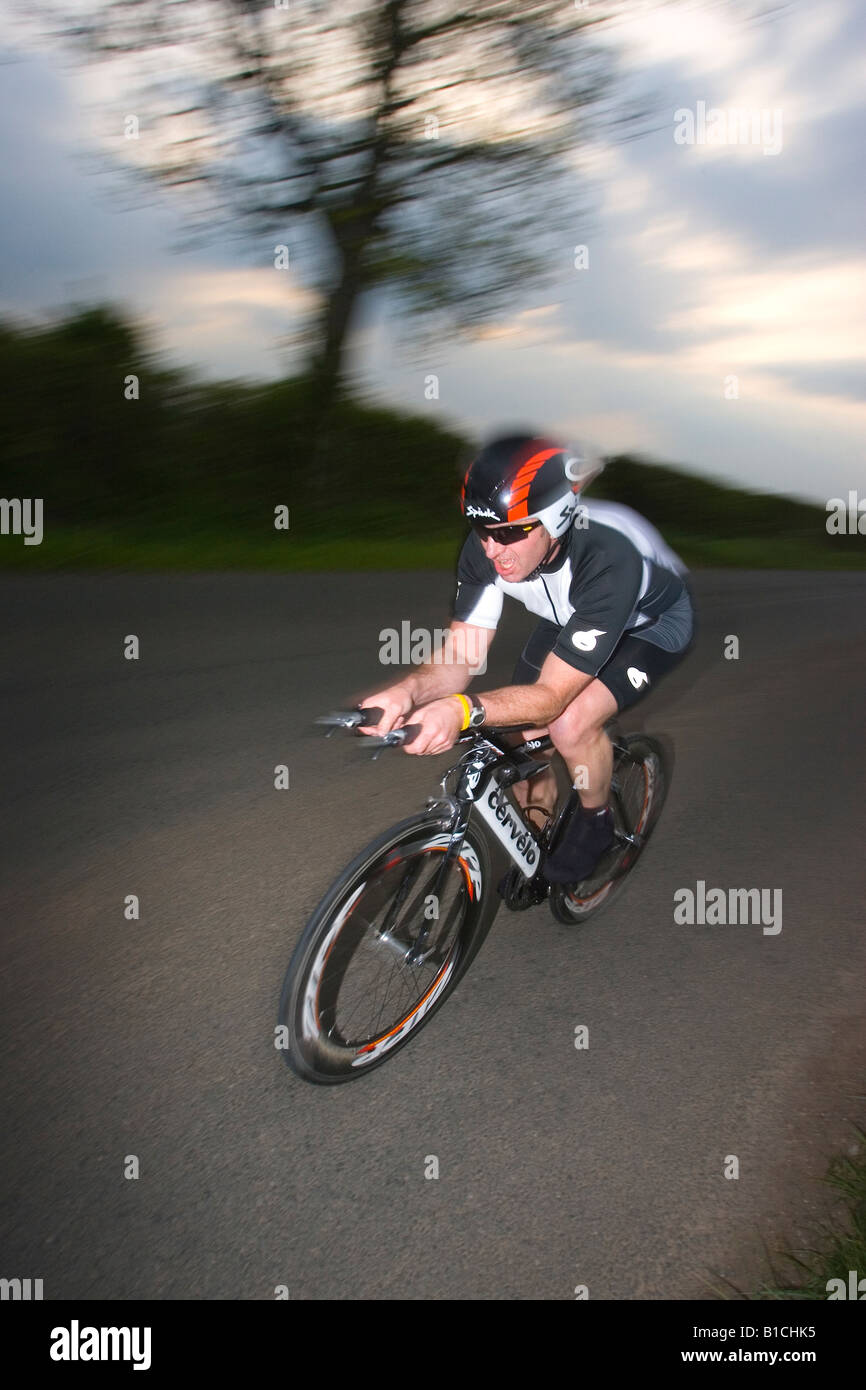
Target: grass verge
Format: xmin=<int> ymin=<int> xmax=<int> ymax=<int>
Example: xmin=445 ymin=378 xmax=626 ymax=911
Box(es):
xmin=752 ymin=1130 xmax=866 ymax=1300
xmin=704 ymin=1127 xmax=866 ymax=1300
xmin=1 ymin=527 xmax=864 ymax=571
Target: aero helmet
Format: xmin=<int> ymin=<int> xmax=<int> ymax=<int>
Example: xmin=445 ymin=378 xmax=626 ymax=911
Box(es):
xmin=460 ymin=434 xmax=595 ymax=540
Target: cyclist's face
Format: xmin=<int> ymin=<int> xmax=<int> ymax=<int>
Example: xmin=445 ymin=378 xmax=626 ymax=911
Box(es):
xmin=479 ymin=521 xmax=553 ymax=580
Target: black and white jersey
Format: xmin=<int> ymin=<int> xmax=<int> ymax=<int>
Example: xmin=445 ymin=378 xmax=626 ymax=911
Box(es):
xmin=453 ymin=501 xmax=688 ymax=677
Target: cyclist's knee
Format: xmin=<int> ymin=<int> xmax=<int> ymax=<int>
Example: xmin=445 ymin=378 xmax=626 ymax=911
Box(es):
xmin=549 ymin=700 xmax=609 ymax=749
xmin=548 ymin=704 xmax=582 ymax=745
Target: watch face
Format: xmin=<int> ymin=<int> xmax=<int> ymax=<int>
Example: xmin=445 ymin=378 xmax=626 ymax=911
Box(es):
xmin=469 ymin=703 xmax=486 ymax=726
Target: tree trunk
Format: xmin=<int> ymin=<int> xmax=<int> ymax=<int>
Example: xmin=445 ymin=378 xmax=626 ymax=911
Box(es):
xmin=307 ymin=238 xmax=367 ymax=424
xmin=300 ymin=2 xmax=409 ymax=463
xmin=300 ymin=191 xmax=380 ymax=484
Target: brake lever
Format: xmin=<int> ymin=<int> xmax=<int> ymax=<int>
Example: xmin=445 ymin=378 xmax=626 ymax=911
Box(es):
xmin=364 ymin=725 xmax=422 ymax=760
xmin=315 ymin=709 xmax=421 ymax=756
xmin=315 ymin=708 xmax=384 ymax=738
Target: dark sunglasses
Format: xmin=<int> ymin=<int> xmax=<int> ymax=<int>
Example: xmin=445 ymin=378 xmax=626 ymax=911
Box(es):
xmin=471 ymin=519 xmax=542 ymax=546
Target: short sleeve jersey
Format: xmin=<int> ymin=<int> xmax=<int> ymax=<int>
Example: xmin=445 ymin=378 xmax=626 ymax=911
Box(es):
xmin=453 ymin=501 xmax=688 ymax=677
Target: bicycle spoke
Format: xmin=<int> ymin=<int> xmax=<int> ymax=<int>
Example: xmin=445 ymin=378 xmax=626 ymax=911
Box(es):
xmin=310 ymin=847 xmax=469 ymax=1049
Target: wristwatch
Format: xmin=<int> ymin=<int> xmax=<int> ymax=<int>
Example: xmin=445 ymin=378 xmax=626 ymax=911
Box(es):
xmin=467 ymin=694 xmax=487 ymax=728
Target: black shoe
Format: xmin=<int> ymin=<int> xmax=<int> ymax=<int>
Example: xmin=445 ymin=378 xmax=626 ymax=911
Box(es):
xmin=543 ymin=805 xmax=615 ymax=884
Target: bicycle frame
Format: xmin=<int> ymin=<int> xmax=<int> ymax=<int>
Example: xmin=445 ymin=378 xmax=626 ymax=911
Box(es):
xmin=401 ymin=728 xmax=551 ymax=964
xmin=282 ymin=715 xmax=667 ymax=1082
xmin=316 ymin=712 xmax=643 ymax=963
xmin=444 ymin=730 xmax=552 ymax=861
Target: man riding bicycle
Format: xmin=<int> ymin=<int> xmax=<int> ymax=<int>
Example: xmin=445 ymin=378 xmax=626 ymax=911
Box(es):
xmin=359 ymin=434 xmax=695 ymax=885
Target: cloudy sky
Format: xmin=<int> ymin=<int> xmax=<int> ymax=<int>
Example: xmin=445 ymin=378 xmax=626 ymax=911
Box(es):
xmin=1 ymin=0 xmax=863 ymax=505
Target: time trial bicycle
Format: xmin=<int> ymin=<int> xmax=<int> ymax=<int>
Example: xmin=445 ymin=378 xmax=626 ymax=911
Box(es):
xmin=277 ymin=708 xmax=668 ymax=1083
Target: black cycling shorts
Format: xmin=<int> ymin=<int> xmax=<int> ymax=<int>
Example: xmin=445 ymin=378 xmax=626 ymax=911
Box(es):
xmin=511 ymin=587 xmax=696 ymax=713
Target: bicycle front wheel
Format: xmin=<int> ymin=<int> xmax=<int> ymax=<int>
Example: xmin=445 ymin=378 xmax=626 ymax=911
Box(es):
xmin=278 ymin=811 xmax=499 ymax=1083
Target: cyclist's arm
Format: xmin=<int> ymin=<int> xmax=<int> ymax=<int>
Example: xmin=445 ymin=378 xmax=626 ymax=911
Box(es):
xmin=469 ymin=650 xmax=594 ymax=729
xmin=398 ymin=649 xmax=595 ymax=757
xmin=359 ymin=531 xmax=500 ymax=732
xmin=400 ymin=621 xmax=493 ymax=705
xmin=358 ymin=621 xmax=494 ymax=732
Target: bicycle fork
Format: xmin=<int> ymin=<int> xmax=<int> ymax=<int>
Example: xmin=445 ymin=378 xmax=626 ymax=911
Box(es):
xmin=378 ymin=743 xmax=553 ymax=966
xmin=400 ymin=745 xmax=503 ymax=967
xmin=403 ymin=800 xmax=474 ymax=967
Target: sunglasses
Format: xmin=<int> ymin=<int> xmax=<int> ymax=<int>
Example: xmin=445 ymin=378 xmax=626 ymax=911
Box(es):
xmin=471 ymin=519 xmax=542 ymax=546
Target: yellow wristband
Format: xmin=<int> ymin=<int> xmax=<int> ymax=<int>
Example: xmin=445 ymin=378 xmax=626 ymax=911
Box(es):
xmin=452 ymin=693 xmax=472 ymax=731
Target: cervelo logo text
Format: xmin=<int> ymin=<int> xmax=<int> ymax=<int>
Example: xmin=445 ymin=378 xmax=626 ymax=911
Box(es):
xmin=50 ymin=1321 xmax=152 ymax=1371
xmin=465 ymin=505 xmax=499 ymax=520
xmin=475 ymin=785 xmax=538 ymax=876
xmin=572 ymin=628 xmax=605 ymax=651
xmin=627 ymin=667 xmax=649 ymax=689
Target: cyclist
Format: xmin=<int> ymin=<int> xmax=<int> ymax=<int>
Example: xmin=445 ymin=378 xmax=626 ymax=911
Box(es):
xmin=359 ymin=434 xmax=695 ymax=885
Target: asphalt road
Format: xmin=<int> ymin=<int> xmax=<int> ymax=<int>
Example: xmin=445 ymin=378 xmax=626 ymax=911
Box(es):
xmin=1 ymin=569 xmax=865 ymax=1300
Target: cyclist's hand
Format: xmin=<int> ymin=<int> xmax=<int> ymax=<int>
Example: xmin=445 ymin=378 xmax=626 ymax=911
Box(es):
xmin=357 ymin=686 xmax=414 ymax=735
xmin=402 ymin=697 xmax=464 ymax=756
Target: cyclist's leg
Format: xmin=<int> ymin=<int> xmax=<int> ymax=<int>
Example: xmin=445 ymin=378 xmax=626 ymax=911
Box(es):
xmin=591 ymin=612 xmax=695 ymax=722
xmin=547 ymin=678 xmax=619 ymax=807
xmin=556 ymin=585 xmax=697 ymax=780
xmin=508 ymin=592 xmax=695 ymax=827
xmin=542 ymin=680 xmax=620 ymax=883
xmin=507 ymin=619 xmax=560 ymax=828
xmin=509 ymin=621 xmax=620 ymax=813
xmin=544 ymin=614 xmax=695 ymax=882
xmin=509 ymin=626 xmax=620 ymax=824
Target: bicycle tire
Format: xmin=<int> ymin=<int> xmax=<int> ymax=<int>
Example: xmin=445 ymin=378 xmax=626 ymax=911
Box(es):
xmin=278 ymin=810 xmax=501 ymax=1083
xmin=548 ymin=733 xmax=668 ymax=925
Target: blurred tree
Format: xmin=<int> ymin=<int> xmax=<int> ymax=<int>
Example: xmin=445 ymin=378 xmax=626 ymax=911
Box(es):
xmin=2 ymin=304 xmax=850 ymax=561
xmin=0 ymin=305 xmax=184 ymax=520
xmin=46 ymin=0 xmax=628 ymax=443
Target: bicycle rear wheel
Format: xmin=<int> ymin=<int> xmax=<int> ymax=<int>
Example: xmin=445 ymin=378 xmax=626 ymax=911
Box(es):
xmin=548 ymin=733 xmax=667 ymax=925
xmin=278 ymin=811 xmax=499 ymax=1083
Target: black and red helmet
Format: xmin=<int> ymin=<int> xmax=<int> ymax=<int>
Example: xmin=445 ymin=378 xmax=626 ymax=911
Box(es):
xmin=460 ymin=434 xmax=594 ymax=539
